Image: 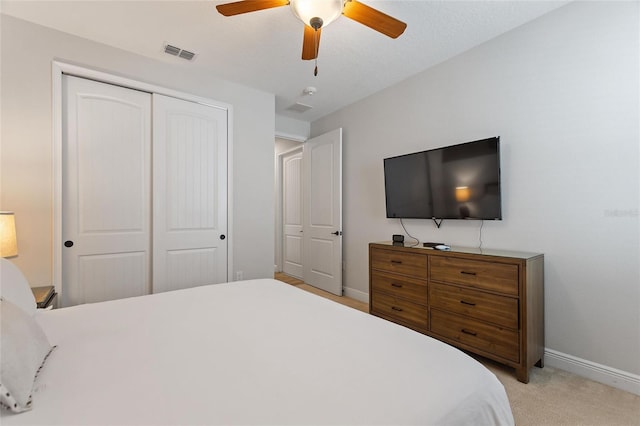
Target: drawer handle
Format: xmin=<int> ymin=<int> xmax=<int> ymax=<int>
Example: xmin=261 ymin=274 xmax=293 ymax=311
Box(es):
xmin=391 ymin=306 xmax=404 ymax=312
xmin=460 ymin=271 xmax=477 ymax=276
xmin=461 ymin=329 xmax=477 ymax=336
xmin=460 ymin=300 xmax=476 ymax=306
xmin=391 ymin=283 xmax=403 ymax=288
xmin=390 ymin=260 xmax=403 ymax=264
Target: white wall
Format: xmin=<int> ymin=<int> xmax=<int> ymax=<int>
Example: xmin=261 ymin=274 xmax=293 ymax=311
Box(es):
xmin=312 ymin=1 xmax=639 ymax=381
xmin=0 ymin=15 xmax=275 ymax=285
xmin=275 ymin=115 xmax=310 ymax=142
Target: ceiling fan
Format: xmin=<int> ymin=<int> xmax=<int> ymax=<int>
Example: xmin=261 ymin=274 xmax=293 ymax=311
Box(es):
xmin=215 ymin=0 xmax=407 ymax=75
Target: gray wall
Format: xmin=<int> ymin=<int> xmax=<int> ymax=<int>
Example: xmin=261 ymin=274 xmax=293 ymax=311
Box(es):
xmin=0 ymin=15 xmax=275 ymax=285
xmin=312 ymin=1 xmax=639 ymax=378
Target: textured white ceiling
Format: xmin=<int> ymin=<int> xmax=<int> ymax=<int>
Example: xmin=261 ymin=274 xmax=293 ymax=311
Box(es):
xmin=1 ymin=0 xmax=570 ymax=122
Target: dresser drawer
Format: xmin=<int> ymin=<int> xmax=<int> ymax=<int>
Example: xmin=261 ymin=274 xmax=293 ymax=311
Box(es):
xmin=371 ymin=270 xmax=427 ymax=305
xmin=371 ymin=247 xmax=427 ymax=278
xmin=430 ymin=309 xmax=519 ymax=363
xmin=429 ymin=282 xmax=518 ymax=329
xmin=371 ymin=292 xmax=428 ymax=330
xmin=430 ymin=256 xmax=519 ymax=296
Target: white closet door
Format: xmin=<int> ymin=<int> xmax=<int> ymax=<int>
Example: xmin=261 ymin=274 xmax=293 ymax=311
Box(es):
xmin=152 ymin=94 xmax=228 ymax=293
xmin=62 ymin=75 xmax=152 ymax=307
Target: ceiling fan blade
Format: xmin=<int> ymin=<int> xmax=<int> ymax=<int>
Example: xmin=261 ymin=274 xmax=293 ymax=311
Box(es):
xmin=302 ymin=25 xmax=321 ymax=60
xmin=342 ymin=0 xmax=407 ymax=39
xmin=216 ymin=0 xmax=289 ymax=17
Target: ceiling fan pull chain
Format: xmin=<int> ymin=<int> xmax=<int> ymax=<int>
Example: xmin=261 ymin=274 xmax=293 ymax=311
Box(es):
xmin=313 ymin=27 xmax=319 ymax=76
xmin=313 ymin=28 xmax=318 ymax=77
xmin=310 ymin=17 xmax=323 ymax=76
xmin=312 ymin=30 xmax=319 ymax=76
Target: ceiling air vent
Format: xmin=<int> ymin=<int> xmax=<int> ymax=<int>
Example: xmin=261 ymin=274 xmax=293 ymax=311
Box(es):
xmin=163 ymin=43 xmax=197 ymax=61
xmin=179 ymin=50 xmax=196 ymax=61
xmin=286 ymin=102 xmax=313 ymax=113
xmin=164 ymin=44 xmax=181 ymax=56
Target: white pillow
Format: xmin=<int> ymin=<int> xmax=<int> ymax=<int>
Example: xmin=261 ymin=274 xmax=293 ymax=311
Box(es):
xmin=0 ymin=259 xmax=36 ymax=316
xmin=0 ymin=298 xmax=54 ymax=413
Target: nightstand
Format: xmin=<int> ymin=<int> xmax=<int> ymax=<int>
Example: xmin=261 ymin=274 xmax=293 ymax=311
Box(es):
xmin=31 ymin=285 xmax=57 ymax=309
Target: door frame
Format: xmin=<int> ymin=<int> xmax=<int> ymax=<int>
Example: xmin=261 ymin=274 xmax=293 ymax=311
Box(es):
xmin=51 ymin=61 xmax=234 ymax=300
xmin=275 ymin=145 xmax=304 ymax=274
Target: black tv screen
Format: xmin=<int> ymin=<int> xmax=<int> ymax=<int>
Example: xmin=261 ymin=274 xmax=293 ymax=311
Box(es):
xmin=384 ymin=137 xmax=501 ymax=220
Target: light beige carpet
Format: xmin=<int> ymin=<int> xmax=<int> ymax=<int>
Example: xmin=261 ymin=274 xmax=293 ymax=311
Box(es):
xmin=483 ymin=357 xmax=640 ymax=425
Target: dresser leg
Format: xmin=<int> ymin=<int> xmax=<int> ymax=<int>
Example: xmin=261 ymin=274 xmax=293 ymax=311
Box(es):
xmin=516 ymin=366 xmax=530 ymax=383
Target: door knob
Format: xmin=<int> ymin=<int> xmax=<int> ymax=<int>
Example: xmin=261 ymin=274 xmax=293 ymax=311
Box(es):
xmin=64 ymin=240 xmax=74 ymax=247
xmin=331 ymin=231 xmax=342 ymax=236
xmin=220 ymin=234 xmax=226 ymax=240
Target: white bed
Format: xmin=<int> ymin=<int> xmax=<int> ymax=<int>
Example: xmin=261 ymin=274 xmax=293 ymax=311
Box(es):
xmin=2 ymin=278 xmax=514 ymax=425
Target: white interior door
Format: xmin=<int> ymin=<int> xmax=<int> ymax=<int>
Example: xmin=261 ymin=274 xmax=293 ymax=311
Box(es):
xmin=282 ymin=149 xmax=304 ymax=278
xmin=152 ymin=94 xmax=228 ymax=293
xmin=62 ymin=75 xmax=151 ymax=306
xmin=303 ymin=128 xmax=342 ymax=295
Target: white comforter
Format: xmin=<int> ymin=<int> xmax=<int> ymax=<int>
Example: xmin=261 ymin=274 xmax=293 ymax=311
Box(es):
xmin=2 ymin=279 xmax=514 ymax=425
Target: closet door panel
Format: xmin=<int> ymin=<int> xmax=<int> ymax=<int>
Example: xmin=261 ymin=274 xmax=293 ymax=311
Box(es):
xmin=153 ymin=94 xmax=228 ymax=293
xmin=79 ymin=252 xmax=147 ymax=303
xmin=165 ymin=248 xmax=219 ymax=291
xmin=62 ymin=75 xmax=152 ymax=307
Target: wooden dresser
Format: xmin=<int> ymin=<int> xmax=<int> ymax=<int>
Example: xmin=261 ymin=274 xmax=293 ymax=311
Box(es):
xmin=369 ymin=242 xmax=544 ymax=383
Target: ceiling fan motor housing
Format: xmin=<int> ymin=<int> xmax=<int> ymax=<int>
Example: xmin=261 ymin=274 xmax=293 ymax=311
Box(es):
xmin=310 ymin=17 xmax=323 ymax=30
xmin=290 ymin=0 xmax=343 ymax=28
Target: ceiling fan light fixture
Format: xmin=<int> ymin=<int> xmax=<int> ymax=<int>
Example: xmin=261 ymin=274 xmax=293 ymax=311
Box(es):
xmin=290 ymin=0 xmax=343 ymax=28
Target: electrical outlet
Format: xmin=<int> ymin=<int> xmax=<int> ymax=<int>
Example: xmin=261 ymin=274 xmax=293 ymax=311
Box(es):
xmin=236 ymin=271 xmax=243 ymax=281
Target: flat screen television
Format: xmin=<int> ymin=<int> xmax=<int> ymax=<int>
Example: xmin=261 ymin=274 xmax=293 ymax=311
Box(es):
xmin=384 ymin=137 xmax=502 ymax=220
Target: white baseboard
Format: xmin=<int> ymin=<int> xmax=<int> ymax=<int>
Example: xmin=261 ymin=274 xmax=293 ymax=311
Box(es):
xmin=344 ymin=287 xmax=368 ymax=303
xmin=545 ymin=348 xmax=640 ymax=395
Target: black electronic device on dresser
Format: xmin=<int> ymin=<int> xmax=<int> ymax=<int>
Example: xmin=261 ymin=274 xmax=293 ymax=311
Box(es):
xmin=392 ymin=234 xmax=404 ymax=246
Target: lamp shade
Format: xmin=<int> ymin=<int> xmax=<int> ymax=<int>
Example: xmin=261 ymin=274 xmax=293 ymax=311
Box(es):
xmin=0 ymin=211 xmax=18 ymax=257
xmin=290 ymin=0 xmax=343 ymax=27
